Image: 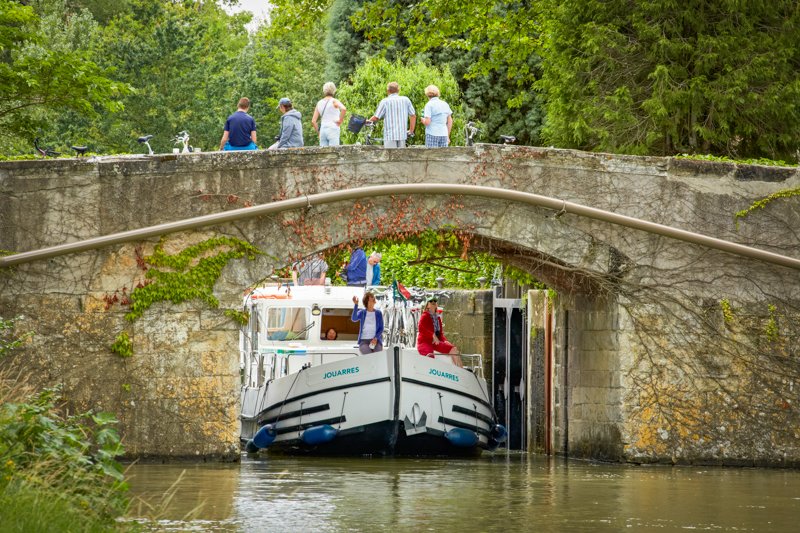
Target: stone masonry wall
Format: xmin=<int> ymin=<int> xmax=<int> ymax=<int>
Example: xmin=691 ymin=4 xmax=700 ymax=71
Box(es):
xmin=2 ymin=146 xmax=799 ymax=463
xmin=440 ymin=290 xmax=493 ymax=377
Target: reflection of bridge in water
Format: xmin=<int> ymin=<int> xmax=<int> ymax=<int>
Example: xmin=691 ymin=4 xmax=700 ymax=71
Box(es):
xmin=1 ymin=146 xmax=799 ymax=465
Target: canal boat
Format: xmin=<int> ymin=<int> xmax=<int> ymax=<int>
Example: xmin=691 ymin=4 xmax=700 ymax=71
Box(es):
xmin=239 ymin=283 xmax=506 ymax=456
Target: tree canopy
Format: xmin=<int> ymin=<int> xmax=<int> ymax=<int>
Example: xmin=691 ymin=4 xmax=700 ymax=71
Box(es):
xmin=535 ymin=0 xmax=800 ymax=159
xmin=0 ymin=0 xmax=128 ymax=152
xmin=268 ymin=0 xmax=800 ymax=160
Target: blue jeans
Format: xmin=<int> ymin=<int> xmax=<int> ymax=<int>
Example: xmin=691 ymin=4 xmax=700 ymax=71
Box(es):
xmin=223 ymin=141 xmax=258 ymax=151
xmin=319 ymin=125 xmax=341 ymax=146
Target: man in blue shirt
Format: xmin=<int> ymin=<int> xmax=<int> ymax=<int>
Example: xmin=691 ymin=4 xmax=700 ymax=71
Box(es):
xmin=346 ymin=247 xmax=367 ymax=286
xmin=219 ymin=97 xmax=258 ymax=151
xmin=369 ymin=82 xmax=416 ymax=148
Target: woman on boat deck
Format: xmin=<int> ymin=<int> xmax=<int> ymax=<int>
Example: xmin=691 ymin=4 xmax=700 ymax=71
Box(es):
xmin=351 ymin=292 xmax=384 ymax=354
xmin=417 ymin=297 xmax=463 ymax=367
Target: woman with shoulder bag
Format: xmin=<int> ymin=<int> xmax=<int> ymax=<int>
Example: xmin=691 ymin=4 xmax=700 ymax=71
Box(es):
xmin=312 ymin=82 xmax=347 ymax=147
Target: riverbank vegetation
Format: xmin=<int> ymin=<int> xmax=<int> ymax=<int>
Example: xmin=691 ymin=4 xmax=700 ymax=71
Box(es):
xmin=1 ymin=0 xmax=798 ymax=163
xmin=0 ymin=317 xmax=133 ymax=531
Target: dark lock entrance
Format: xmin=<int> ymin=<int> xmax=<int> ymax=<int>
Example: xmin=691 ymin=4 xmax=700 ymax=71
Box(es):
xmin=492 ymin=290 xmax=527 ymax=450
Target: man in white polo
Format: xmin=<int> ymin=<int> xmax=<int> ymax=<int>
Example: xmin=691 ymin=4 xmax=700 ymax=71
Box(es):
xmin=369 ymin=81 xmax=416 ymax=148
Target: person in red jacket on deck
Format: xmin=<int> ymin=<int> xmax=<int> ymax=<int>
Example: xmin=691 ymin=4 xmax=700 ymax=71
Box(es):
xmin=417 ymin=296 xmax=463 ymax=367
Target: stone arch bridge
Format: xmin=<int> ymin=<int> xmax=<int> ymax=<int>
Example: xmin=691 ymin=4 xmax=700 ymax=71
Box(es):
xmin=1 ymin=146 xmax=799 ymax=465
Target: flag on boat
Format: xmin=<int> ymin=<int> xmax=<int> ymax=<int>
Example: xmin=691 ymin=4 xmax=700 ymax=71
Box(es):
xmin=392 ymin=279 xmax=411 ymax=301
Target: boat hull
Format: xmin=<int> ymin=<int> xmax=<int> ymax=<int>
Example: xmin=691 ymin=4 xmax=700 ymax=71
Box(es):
xmin=240 ymin=347 xmax=497 ymax=457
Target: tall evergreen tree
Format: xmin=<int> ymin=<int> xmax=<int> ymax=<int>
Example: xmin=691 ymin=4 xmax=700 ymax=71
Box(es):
xmin=323 ymin=0 xmax=411 ymax=84
xmin=536 ymin=0 xmax=800 ymax=159
xmin=323 ymin=0 xmax=363 ymax=84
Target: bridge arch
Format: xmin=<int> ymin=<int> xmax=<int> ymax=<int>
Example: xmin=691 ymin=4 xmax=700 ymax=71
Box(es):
xmin=1 ymin=146 xmax=798 ymax=463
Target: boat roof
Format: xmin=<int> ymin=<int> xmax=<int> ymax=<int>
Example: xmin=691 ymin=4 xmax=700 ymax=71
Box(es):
xmin=245 ymin=284 xmax=371 ymax=307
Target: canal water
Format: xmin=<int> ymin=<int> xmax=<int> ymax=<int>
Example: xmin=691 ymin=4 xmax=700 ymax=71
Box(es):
xmin=126 ymin=453 xmax=800 ymax=532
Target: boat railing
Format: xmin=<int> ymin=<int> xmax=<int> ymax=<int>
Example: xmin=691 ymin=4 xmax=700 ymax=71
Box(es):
xmin=461 ymin=353 xmax=484 ymax=378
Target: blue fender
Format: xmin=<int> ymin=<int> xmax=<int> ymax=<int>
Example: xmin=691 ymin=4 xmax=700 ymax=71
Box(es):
xmin=301 ymin=424 xmax=338 ymax=445
xmin=253 ymin=424 xmax=277 ymax=449
xmin=245 ymin=439 xmax=260 ymax=454
xmin=445 ymin=427 xmax=479 ymax=448
xmin=491 ymin=424 xmax=508 ymax=444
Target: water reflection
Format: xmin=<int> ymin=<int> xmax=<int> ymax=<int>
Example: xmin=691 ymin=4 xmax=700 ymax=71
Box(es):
xmin=126 ymin=453 xmax=800 ymax=532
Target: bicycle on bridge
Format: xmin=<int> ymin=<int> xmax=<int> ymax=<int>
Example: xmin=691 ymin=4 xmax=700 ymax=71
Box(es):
xmin=465 ymin=121 xmax=516 ymax=146
xmin=34 ymin=138 xmax=89 ymax=158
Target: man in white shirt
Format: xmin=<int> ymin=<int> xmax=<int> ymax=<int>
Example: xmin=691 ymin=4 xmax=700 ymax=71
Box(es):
xmin=370 ymin=82 xmax=416 ymax=148
xmin=422 ymin=85 xmax=453 ymax=147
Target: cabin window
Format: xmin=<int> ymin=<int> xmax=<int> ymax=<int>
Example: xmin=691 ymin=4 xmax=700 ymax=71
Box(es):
xmin=266 ymin=307 xmax=310 ymax=340
xmin=319 ymin=307 xmax=360 ymax=341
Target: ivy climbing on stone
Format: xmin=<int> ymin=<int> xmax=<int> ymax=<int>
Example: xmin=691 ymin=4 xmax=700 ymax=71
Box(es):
xmin=224 ymin=309 xmax=250 ymax=326
xmin=734 ymin=187 xmax=800 ymax=226
xmin=125 ymin=236 xmax=261 ymax=321
xmin=110 ymin=331 xmax=133 ymax=358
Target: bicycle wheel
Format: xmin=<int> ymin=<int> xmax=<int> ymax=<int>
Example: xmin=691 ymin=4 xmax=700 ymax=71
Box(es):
xmin=408 ymin=311 xmax=418 ymax=347
xmin=388 ymin=305 xmax=401 ymax=345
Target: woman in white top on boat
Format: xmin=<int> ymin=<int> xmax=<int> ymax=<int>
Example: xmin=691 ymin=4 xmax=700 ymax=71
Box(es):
xmin=351 ymin=292 xmax=384 ymax=354
xmin=312 ymin=82 xmax=347 ymax=146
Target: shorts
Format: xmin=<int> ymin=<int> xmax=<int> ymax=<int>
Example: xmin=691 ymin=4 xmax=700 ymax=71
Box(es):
xmin=319 ymin=124 xmax=341 ymax=147
xmin=383 ymin=139 xmax=406 ymax=148
xmin=417 ymin=341 xmax=456 ymax=357
xmin=425 ymin=134 xmax=448 ymax=148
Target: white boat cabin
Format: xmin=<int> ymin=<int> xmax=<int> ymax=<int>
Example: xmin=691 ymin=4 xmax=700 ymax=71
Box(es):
xmin=240 ymin=284 xmax=373 ymax=387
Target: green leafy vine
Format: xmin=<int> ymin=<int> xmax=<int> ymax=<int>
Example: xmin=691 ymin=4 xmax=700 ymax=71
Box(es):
xmin=734 ymin=187 xmax=800 ymax=224
xmin=105 ymin=236 xmax=260 ymax=356
xmin=765 ymin=304 xmax=779 ymax=342
xmin=720 ymin=299 xmax=735 ymax=327
xmin=224 ymin=309 xmax=250 ymax=326
xmin=110 ymin=331 xmax=133 ymax=358
xmin=125 ymin=236 xmax=261 ymax=321
xmin=0 ymin=315 xmax=33 ymax=359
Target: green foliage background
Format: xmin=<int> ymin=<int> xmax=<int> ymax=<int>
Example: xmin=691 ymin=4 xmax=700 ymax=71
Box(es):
xmin=321 ymin=230 xmax=540 ymax=289
xmin=336 ymin=57 xmax=464 ymax=146
xmin=534 ymin=0 xmax=800 ymax=159
xmin=5 ymin=0 xmax=796 ymax=159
